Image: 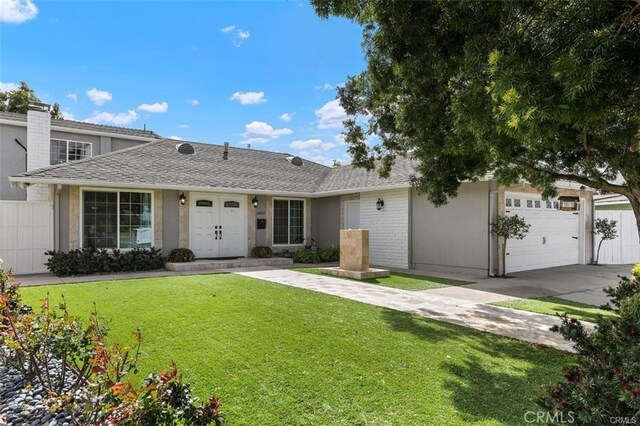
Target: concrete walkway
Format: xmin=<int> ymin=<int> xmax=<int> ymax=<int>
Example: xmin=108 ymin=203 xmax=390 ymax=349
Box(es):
xmin=234 ymin=267 xmax=580 ymax=352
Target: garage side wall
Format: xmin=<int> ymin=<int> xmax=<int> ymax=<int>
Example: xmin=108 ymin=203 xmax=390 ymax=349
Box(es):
xmin=311 ymin=195 xmax=341 ymax=248
xmin=360 ymin=188 xmax=410 ymax=269
xmin=411 ymin=182 xmax=490 ymax=274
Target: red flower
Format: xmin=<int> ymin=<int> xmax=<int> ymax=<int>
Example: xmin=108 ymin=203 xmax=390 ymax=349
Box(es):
xmin=633 ymin=388 xmax=640 ymax=397
xmin=560 ymin=398 xmax=569 ymax=406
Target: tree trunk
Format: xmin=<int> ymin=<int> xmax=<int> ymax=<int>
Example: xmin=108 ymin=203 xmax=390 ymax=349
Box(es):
xmin=630 ymin=191 xmax=640 ymax=247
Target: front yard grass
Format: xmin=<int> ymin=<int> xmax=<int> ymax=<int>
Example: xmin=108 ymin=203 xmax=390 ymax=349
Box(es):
xmin=492 ymin=296 xmax=617 ymax=323
xmin=21 ymin=275 xmax=570 ymax=425
xmin=292 ymin=267 xmax=473 ymax=291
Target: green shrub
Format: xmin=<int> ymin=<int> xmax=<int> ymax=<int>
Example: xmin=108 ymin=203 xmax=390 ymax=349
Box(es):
xmin=293 ymin=249 xmax=321 ymax=264
xmin=0 ymin=265 xmax=224 ymax=425
xmin=540 ymin=263 xmax=640 ymax=423
xmin=250 ymin=246 xmax=273 ymax=258
xmin=166 ymin=248 xmax=196 ymax=263
xmin=45 ymin=247 xmax=165 ymax=277
xmin=318 ymin=246 xmax=340 ymax=262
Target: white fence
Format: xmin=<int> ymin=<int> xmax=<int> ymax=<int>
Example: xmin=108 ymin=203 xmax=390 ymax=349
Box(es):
xmin=0 ymin=201 xmax=53 ymax=274
xmin=595 ymin=210 xmax=640 ymax=265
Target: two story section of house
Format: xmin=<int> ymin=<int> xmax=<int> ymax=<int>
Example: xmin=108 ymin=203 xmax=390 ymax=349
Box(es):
xmin=0 ymin=104 xmax=161 ymax=273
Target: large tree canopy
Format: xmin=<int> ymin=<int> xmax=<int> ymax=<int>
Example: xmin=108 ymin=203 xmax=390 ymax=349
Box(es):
xmin=312 ymin=0 xmax=640 ymax=236
xmin=0 ymin=81 xmax=63 ymax=119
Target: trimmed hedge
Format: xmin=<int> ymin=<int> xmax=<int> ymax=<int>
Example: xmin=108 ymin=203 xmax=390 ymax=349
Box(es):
xmin=45 ymin=247 xmax=165 ymax=277
xmin=166 ymin=248 xmax=196 ymax=263
xmin=292 ymin=247 xmax=339 ymax=264
xmin=250 ymin=246 xmax=273 ymax=258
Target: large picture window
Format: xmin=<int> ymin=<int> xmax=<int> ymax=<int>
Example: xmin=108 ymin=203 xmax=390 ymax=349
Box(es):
xmin=51 ymin=139 xmax=92 ymax=165
xmin=273 ymin=199 xmax=304 ymax=245
xmin=83 ymin=190 xmax=152 ymax=249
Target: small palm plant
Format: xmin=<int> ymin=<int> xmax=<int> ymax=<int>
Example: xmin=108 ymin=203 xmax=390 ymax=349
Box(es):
xmin=490 ymin=214 xmax=531 ymax=277
xmin=593 ymin=217 xmax=618 ymax=265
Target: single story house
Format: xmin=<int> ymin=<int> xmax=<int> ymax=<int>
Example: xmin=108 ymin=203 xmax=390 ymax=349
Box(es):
xmin=8 ymin=131 xmax=595 ymax=276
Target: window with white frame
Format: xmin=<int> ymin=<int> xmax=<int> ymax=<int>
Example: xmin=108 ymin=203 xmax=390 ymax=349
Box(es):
xmin=83 ymin=190 xmax=152 ymax=249
xmin=50 ymin=139 xmax=92 ymax=165
xmin=273 ymin=199 xmax=304 ymax=245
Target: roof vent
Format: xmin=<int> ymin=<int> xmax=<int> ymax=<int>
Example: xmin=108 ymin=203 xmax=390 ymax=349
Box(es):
xmin=176 ymin=143 xmax=195 ymax=155
xmin=286 ymin=156 xmax=303 ymax=166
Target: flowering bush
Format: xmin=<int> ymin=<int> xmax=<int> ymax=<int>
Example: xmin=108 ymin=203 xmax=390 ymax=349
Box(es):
xmin=540 ymin=263 xmax=640 ymax=423
xmin=0 ymin=259 xmax=224 ymax=425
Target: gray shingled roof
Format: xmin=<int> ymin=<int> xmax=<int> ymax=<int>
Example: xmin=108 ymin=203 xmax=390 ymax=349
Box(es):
xmin=0 ymin=111 xmax=161 ymax=139
xmin=317 ymin=157 xmax=416 ymax=192
xmin=11 ymin=138 xmax=414 ymax=194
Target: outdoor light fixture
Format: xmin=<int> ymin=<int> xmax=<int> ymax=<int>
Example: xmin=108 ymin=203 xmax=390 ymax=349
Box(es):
xmin=179 ymin=193 xmax=187 ymax=206
xmin=376 ymin=198 xmax=384 ymax=211
xmin=252 ymin=196 xmax=259 ymax=208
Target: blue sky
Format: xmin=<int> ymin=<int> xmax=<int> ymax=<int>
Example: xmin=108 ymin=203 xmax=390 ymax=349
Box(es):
xmin=0 ymin=0 xmax=365 ymax=165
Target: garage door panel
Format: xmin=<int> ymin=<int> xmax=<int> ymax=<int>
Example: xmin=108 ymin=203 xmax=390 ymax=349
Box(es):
xmin=505 ymin=192 xmax=580 ymax=273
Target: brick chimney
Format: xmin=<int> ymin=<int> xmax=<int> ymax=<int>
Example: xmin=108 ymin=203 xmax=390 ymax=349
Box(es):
xmin=26 ymin=102 xmax=51 ymax=201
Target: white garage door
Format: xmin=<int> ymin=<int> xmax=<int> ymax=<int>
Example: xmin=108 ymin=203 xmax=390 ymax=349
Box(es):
xmin=0 ymin=201 xmax=53 ymax=274
xmin=505 ymin=193 xmax=580 ymax=273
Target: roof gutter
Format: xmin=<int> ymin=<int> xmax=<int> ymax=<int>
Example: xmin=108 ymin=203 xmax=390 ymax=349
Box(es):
xmin=9 ymin=176 xmax=414 ymax=198
xmin=0 ymin=119 xmax=159 ymax=142
xmin=8 ymin=176 xmax=319 ymax=198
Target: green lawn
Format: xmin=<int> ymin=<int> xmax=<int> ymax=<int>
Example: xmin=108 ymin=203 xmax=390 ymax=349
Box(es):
xmin=21 ymin=275 xmax=570 ymax=425
xmin=292 ymin=267 xmax=473 ymax=291
xmin=492 ymin=296 xmax=617 ymax=323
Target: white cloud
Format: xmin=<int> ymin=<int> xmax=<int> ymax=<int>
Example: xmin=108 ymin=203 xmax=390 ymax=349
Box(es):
xmin=315 ymin=99 xmax=347 ymax=129
xmin=290 ymin=139 xmax=335 ymax=152
xmin=169 ymin=135 xmax=184 ymax=140
xmin=0 ymin=82 xmax=19 ymax=92
xmin=137 ymin=102 xmax=168 ymax=113
xmin=280 ymin=113 xmax=293 ymax=122
xmin=230 ymin=91 xmax=266 ymax=105
xmin=61 ymin=111 xmax=75 ymax=121
xmin=67 ymin=93 xmax=77 ymax=102
xmin=86 ymin=88 xmax=112 ymax=106
xmin=0 ymin=0 xmax=38 ymax=23
xmin=242 ymin=121 xmax=292 ymax=144
xmin=222 ymin=25 xmax=251 ymax=47
xmin=179 ymin=124 xmax=189 ymax=129
xmin=84 ymin=110 xmax=138 ymax=126
xmin=187 ymin=99 xmax=199 ymax=106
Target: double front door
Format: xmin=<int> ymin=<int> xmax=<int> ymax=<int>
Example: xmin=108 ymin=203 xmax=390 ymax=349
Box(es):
xmin=190 ymin=193 xmax=245 ymax=258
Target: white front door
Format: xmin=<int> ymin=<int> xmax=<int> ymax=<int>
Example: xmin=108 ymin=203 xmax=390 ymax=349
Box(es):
xmin=190 ymin=193 xmax=245 ymax=259
xmin=345 ymin=200 xmax=360 ymax=229
xmin=219 ymin=196 xmax=245 ymax=257
xmin=190 ymin=196 xmax=220 ymax=258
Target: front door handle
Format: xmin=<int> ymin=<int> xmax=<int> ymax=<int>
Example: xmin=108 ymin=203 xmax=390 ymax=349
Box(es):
xmin=219 ymin=226 xmax=222 ymax=240
xmin=214 ymin=225 xmax=218 ymax=240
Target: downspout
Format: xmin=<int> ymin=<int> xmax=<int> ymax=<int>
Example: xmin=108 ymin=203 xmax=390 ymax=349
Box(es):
xmin=14 ymin=138 xmax=27 ymax=170
xmin=54 ymin=184 xmax=62 ymax=251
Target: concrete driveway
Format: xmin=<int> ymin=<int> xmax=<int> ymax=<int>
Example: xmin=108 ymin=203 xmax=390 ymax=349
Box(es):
xmin=422 ymin=264 xmax=634 ymax=306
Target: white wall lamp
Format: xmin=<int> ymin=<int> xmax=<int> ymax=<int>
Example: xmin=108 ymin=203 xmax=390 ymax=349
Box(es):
xmin=252 ymin=196 xmax=259 ymax=208
xmin=179 ymin=193 xmax=187 ymax=206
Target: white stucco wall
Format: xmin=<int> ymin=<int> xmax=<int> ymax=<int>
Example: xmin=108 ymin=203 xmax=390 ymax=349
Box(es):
xmin=359 ymin=188 xmax=410 ymax=269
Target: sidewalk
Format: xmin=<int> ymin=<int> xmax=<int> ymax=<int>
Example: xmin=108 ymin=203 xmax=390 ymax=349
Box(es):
xmin=234 ymin=267 xmax=580 ymax=352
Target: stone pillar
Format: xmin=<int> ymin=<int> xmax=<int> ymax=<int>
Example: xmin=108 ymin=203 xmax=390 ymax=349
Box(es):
xmin=340 ymin=229 xmax=369 ymax=271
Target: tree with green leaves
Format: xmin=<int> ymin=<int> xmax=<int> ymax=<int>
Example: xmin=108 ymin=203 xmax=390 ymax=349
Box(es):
xmin=312 ymin=0 xmax=640 ymax=241
xmin=490 ymin=214 xmax=531 ymax=277
xmin=593 ymin=217 xmax=619 ymax=265
xmin=0 ymin=81 xmax=63 ymax=119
